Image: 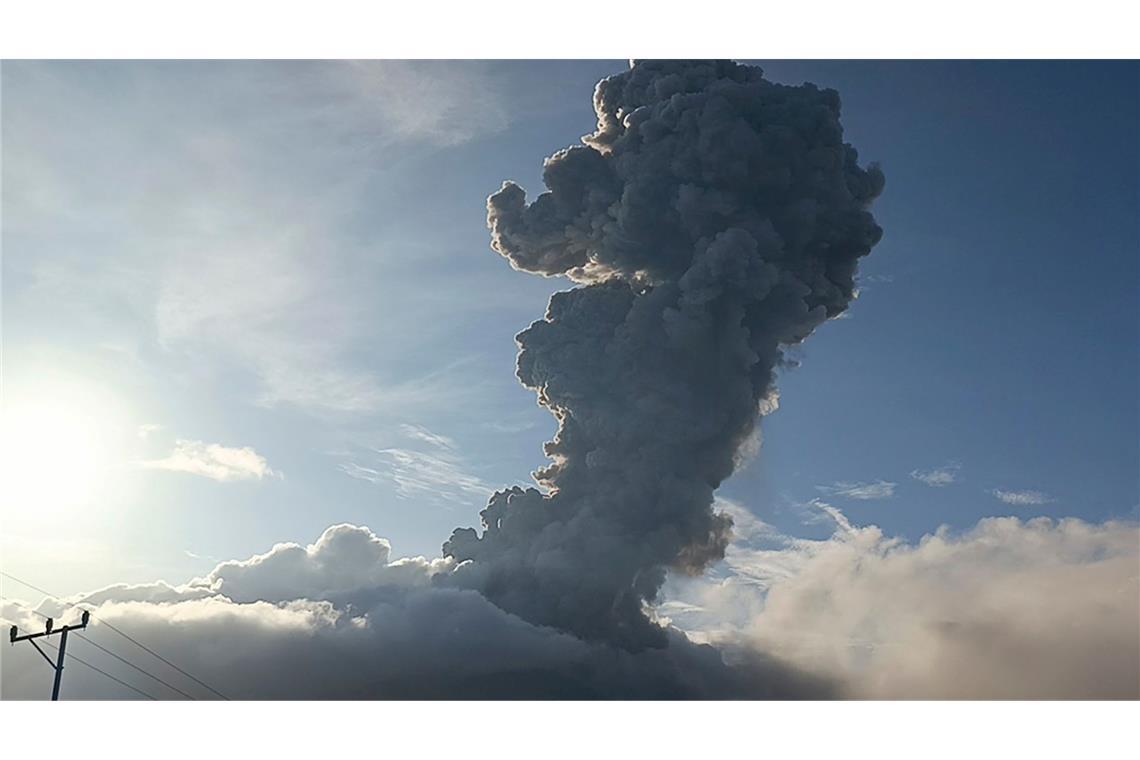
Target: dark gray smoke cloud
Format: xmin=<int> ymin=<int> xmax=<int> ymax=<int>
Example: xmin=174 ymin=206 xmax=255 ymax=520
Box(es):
xmin=444 ymin=60 xmax=884 ymax=649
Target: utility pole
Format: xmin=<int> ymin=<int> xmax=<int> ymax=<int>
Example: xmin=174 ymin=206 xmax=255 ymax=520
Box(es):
xmin=10 ymin=610 xmax=90 ymax=700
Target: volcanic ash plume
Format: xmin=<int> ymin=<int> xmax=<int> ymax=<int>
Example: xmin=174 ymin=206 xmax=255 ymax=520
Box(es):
xmin=444 ymin=60 xmax=885 ymax=649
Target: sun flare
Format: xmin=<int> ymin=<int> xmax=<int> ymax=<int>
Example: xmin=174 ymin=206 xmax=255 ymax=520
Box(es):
xmin=1 ymin=387 xmax=124 ymax=517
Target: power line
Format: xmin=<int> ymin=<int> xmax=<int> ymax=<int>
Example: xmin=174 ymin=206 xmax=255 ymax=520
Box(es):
xmin=1 ymin=571 xmax=230 ymax=700
xmin=1 ymin=572 xmax=79 ymax=604
xmin=84 ymin=616 xmax=230 ymax=700
xmin=4 ymin=597 xmax=91 ymax=699
xmin=74 ymin=632 xmax=197 ymax=700
xmin=38 ymin=637 xmax=158 ymax=700
xmin=4 ymin=596 xmax=170 ymax=700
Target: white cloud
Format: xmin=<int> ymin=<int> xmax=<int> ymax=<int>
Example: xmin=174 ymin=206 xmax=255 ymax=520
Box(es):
xmin=483 ymin=417 xmax=538 ymax=435
xmin=817 ymin=479 xmax=896 ymax=500
xmin=343 ymin=447 xmax=492 ymax=505
xmin=911 ymin=463 xmax=960 ymax=487
xmin=137 ymin=423 xmax=163 ymax=439
xmin=398 ymin=423 xmax=456 ymax=451
xmin=0 ymin=524 xmax=817 ymax=699
xmin=0 ymin=525 xmax=569 ymax=699
xmin=152 ymin=220 xmax=388 ymax=414
xmin=140 ymin=439 xmax=279 ymax=482
xmin=4 ymin=62 xmax=506 ymax=418
xmin=663 ymin=508 xmax=1139 ymax=699
xmin=814 ymin=500 xmax=855 ymax=534
xmin=329 ymin=61 xmax=511 ymax=147
xmin=5 ymin=509 xmax=1136 ymax=700
xmin=992 ymin=488 xmax=1054 ymax=505
xmin=200 ymin=523 xmax=452 ymax=603
xmin=339 ymin=425 xmax=496 ymax=506
xmin=708 ymin=497 xmax=835 ymax=588
xmin=786 ymin=496 xmax=859 ymax=535
xmin=0 ymin=586 xmax=583 ymax=700
xmin=62 ymin=524 xmax=445 ymax=611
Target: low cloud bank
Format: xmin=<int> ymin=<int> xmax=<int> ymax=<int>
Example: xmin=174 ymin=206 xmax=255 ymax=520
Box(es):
xmin=3 ymin=513 xmax=1135 ymax=699
xmin=663 ymin=504 xmax=1140 ymax=699
xmin=0 ymin=524 xmax=829 ymax=700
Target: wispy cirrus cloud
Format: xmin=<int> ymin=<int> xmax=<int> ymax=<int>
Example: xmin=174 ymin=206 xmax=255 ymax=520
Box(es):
xmin=136 ymin=423 xmax=163 ymax=439
xmin=183 ymin=549 xmax=220 ymax=563
xmin=328 ymin=61 xmax=511 ymax=147
xmin=372 ymin=449 xmax=491 ymax=503
xmin=813 ymin=500 xmax=855 ymax=533
xmin=482 ymin=418 xmax=538 ymax=435
xmin=141 ymin=440 xmax=279 ymax=482
xmin=817 ymin=479 xmax=896 ymax=500
xmin=339 ymin=424 xmax=494 ymax=506
xmin=992 ymin=488 xmax=1054 ymax=506
xmin=4 ymin=62 xmax=517 ymax=419
xmin=911 ymin=462 xmax=961 ymax=487
xmin=398 ymin=423 xmax=456 ymax=451
xmin=672 ymin=497 xmax=855 ymax=598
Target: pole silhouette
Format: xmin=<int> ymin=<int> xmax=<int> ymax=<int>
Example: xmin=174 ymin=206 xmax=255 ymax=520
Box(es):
xmin=10 ymin=609 xmax=90 ymax=700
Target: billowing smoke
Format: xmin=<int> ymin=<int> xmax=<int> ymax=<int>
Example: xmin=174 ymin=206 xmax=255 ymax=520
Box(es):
xmin=444 ymin=60 xmax=885 ymax=649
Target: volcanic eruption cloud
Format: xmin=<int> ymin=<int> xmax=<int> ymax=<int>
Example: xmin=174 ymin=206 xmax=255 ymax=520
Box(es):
xmin=444 ymin=60 xmax=885 ymax=649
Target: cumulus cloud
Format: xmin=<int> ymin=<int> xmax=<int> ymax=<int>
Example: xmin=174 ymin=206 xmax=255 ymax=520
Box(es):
xmin=59 ymin=524 xmax=445 ymax=612
xmin=661 ymin=506 xmax=1140 ymax=699
xmin=911 ymin=463 xmax=960 ymax=487
xmin=5 ymin=512 xmax=1134 ymax=700
xmin=992 ymin=488 xmax=1053 ymax=505
xmin=139 ymin=440 xmax=279 ymax=482
xmin=198 ymin=524 xmax=454 ymax=604
xmin=0 ymin=524 xmax=828 ymax=700
xmin=817 ymin=480 xmax=897 ymax=500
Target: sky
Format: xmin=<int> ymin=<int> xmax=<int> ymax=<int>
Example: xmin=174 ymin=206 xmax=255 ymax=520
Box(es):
xmin=1 ymin=60 xmax=1137 ymax=699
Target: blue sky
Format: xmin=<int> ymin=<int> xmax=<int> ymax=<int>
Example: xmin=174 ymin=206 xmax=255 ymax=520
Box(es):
xmin=2 ymin=59 xmax=1136 ymax=597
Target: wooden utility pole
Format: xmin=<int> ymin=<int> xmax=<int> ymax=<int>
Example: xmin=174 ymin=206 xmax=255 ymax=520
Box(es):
xmin=10 ymin=610 xmax=90 ymax=700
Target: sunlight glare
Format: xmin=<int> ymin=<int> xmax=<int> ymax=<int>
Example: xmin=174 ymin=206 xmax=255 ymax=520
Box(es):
xmin=1 ymin=385 xmax=125 ymax=517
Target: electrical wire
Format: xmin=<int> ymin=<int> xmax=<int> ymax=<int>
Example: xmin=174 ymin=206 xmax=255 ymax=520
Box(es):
xmin=82 ymin=615 xmax=230 ymax=700
xmin=74 ymin=632 xmax=197 ymax=700
xmin=2 ymin=571 xmax=230 ymax=700
xmin=37 ymin=637 xmax=159 ymax=700
xmin=5 ymin=597 xmax=171 ymax=699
